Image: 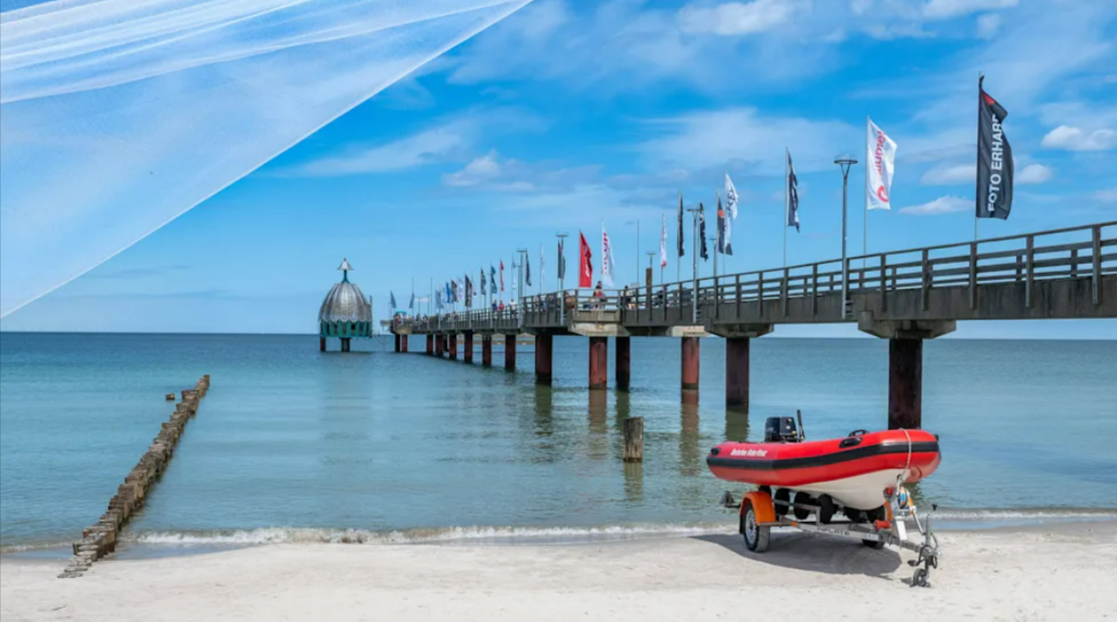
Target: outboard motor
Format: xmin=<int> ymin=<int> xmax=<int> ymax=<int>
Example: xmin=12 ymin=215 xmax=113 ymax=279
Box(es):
xmin=764 ymin=416 xmax=800 ymax=443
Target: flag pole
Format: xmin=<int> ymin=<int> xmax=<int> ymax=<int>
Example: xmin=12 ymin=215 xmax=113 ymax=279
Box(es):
xmin=863 ymin=117 xmax=869 ymax=269
xmin=974 ymin=71 xmax=983 ymax=243
xmin=636 ymin=219 xmax=640 ymax=289
xmin=783 ymin=148 xmax=789 ymax=268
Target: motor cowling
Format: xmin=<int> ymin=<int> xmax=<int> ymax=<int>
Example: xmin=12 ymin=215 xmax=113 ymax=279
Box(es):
xmin=764 ymin=416 xmax=799 ymax=443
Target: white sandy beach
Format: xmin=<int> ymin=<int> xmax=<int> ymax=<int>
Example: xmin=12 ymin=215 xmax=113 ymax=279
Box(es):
xmin=3 ymin=522 xmax=1115 ymax=622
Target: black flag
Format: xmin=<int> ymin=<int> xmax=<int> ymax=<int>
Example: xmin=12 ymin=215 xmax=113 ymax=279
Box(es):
xmin=716 ymin=194 xmax=732 ymax=255
xmin=525 ymin=253 xmax=532 ymax=287
xmin=698 ymin=203 xmax=708 ymax=261
xmin=557 ymin=238 xmax=566 ymax=280
xmin=677 ymin=192 xmax=685 ymax=258
xmin=787 ymin=150 xmax=800 ymax=232
xmin=976 ymin=76 xmax=1013 ymax=220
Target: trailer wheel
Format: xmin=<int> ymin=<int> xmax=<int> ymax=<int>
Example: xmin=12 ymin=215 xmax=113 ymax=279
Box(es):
xmin=818 ymin=495 xmax=836 ymax=524
xmin=911 ymin=567 xmax=929 ymax=588
xmin=861 ymin=538 xmax=885 ymax=550
xmin=774 ymin=489 xmax=790 ymax=517
xmin=864 ymin=505 xmax=886 ymax=522
xmin=793 ymin=492 xmax=813 ymax=520
xmin=741 ymin=500 xmax=770 ymax=553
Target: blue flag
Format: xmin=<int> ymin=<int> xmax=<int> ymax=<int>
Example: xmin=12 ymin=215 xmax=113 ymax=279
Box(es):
xmin=390 ymin=291 xmax=397 ymax=309
xmin=408 ymin=292 xmax=414 ymax=310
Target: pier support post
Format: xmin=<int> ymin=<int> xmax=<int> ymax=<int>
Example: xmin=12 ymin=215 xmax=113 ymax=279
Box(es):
xmin=681 ymin=337 xmax=700 ymax=392
xmin=504 ymin=334 xmax=516 ymax=370
xmin=858 ymin=319 xmax=955 ymax=430
xmin=435 ymin=334 xmax=444 ymax=357
xmin=400 ymin=335 xmax=408 ymax=353
xmin=340 ymin=338 xmax=351 ymax=353
xmin=589 ymin=337 xmax=608 ymax=390
xmin=463 ymin=332 xmax=473 ymax=364
xmin=319 ymin=337 xmax=326 ymax=352
xmin=535 ymin=333 xmax=553 ymax=385
xmin=426 ymin=334 xmax=434 ymax=355
xmin=394 ymin=334 xmax=401 ymax=353
xmin=725 ymin=337 xmax=750 ymax=411
xmin=482 ymin=334 xmax=493 ymax=367
xmin=623 ymin=417 xmax=644 ymax=462
xmin=615 ymin=336 xmax=631 ymax=391
xmin=449 ymin=334 xmax=458 ymax=360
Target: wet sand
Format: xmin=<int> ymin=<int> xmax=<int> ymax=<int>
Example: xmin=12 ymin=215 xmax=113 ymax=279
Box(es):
xmin=3 ymin=521 xmax=1114 ymax=621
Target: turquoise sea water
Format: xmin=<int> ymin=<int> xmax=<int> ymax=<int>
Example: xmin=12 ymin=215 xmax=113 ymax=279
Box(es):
xmin=1 ymin=333 xmax=1115 ymax=551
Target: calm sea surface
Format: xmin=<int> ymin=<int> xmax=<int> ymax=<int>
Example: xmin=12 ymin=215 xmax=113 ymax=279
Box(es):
xmin=1 ymin=333 xmax=1115 ymax=551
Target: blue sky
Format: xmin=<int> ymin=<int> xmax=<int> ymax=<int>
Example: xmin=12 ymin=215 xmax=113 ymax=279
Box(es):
xmin=1 ymin=0 xmax=1115 ymax=338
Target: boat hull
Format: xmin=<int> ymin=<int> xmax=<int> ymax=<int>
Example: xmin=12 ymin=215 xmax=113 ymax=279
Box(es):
xmin=706 ymin=430 xmax=940 ymax=510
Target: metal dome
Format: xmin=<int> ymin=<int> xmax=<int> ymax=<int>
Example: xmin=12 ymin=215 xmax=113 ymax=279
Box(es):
xmin=318 ymin=259 xmax=373 ymax=345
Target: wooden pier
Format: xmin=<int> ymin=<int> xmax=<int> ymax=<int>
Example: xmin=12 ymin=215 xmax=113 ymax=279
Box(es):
xmin=393 ymin=222 xmax=1116 ymax=429
xmin=58 ymin=375 xmax=210 ymax=578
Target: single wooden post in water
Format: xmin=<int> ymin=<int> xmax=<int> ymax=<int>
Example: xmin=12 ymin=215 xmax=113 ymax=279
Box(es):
xmin=623 ymin=416 xmax=644 ymax=462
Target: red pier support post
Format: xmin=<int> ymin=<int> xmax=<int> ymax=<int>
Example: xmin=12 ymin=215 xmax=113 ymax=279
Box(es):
xmin=535 ymin=333 xmax=553 ymax=385
xmin=400 ymin=335 xmax=408 ymax=353
xmin=889 ymin=338 xmax=923 ymax=430
xmin=449 ymin=334 xmax=458 ymax=360
xmin=426 ymin=334 xmax=434 ymax=355
xmin=589 ymin=337 xmax=608 ymax=390
xmin=463 ymin=332 xmax=474 ymax=364
xmin=435 ymin=334 xmax=444 ymax=357
xmin=725 ymin=337 xmax=750 ymax=411
xmin=615 ymin=336 xmax=631 ymax=391
xmin=482 ymin=334 xmax=493 ymax=367
xmin=504 ymin=334 xmax=516 ymax=370
xmin=681 ymin=337 xmax=700 ymax=392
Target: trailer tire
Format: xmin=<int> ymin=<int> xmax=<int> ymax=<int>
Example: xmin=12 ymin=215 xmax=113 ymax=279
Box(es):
xmin=793 ymin=492 xmax=813 ymax=520
xmin=741 ymin=500 xmax=770 ymax=553
xmin=818 ymin=495 xmax=836 ymax=524
xmin=774 ymin=489 xmax=790 ymax=517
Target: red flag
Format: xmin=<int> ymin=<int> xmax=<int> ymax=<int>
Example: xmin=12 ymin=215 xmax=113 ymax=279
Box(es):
xmin=499 ymin=260 xmax=504 ymax=292
xmin=579 ymin=231 xmax=593 ymax=288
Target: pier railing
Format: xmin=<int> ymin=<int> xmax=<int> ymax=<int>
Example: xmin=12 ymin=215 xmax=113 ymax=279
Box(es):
xmin=396 ymin=221 xmax=1116 ymax=332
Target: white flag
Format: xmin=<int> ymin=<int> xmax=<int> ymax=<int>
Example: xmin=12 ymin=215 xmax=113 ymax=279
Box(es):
xmin=659 ymin=213 xmax=668 ymax=268
xmin=725 ymin=173 xmax=739 ymax=220
xmin=601 ymin=223 xmax=616 ymax=287
xmin=866 ymin=117 xmax=897 ymax=211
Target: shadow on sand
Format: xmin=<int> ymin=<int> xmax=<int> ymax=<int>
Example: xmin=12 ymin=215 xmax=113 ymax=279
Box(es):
xmin=691 ymin=532 xmax=904 ymax=580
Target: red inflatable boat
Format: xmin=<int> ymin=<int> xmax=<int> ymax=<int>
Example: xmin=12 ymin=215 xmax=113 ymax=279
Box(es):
xmin=706 ymin=416 xmax=940 ymax=510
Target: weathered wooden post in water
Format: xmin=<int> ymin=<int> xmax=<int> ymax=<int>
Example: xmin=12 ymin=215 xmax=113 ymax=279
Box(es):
xmin=623 ymin=417 xmax=644 ymax=461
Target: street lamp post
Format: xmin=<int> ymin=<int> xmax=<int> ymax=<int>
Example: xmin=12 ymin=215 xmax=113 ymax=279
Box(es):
xmin=834 ymin=154 xmax=858 ymax=319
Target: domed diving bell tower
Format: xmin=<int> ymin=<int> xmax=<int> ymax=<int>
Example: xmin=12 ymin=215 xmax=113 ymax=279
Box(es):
xmin=318 ymin=258 xmax=373 ymax=352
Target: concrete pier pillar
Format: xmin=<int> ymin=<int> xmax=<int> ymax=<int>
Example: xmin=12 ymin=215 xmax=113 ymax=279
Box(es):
xmin=319 ymin=337 xmax=326 ymax=352
xmin=435 ymin=334 xmax=444 ymax=357
xmin=463 ymin=332 xmax=474 ymax=364
xmin=615 ymin=336 xmax=631 ymax=391
xmin=589 ymin=337 xmax=608 ymax=390
xmin=449 ymin=334 xmax=458 ymax=360
xmin=725 ymin=337 xmax=750 ymax=411
xmin=535 ymin=334 xmax=553 ymax=385
xmin=889 ymin=338 xmax=923 ymax=430
xmin=394 ymin=334 xmax=401 ymax=353
xmin=400 ymin=335 xmax=408 ymax=353
xmin=681 ymin=337 xmax=700 ymax=392
xmin=504 ymin=334 xmax=516 ymax=370
xmin=426 ymin=334 xmax=434 ymax=355
xmin=340 ymin=338 xmax=351 ymax=353
xmin=482 ymin=335 xmax=493 ymax=367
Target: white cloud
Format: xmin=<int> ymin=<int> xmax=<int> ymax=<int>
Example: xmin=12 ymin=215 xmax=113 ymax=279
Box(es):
xmin=1016 ymin=163 xmax=1053 ymax=184
xmin=678 ymin=0 xmax=797 ymax=36
xmin=921 ymin=163 xmax=974 ymax=185
xmin=293 ymin=126 xmax=467 ymax=177
xmin=975 ymin=13 xmax=1001 ymax=39
xmin=923 ymin=0 xmax=1017 ymax=20
xmin=443 ymin=150 xmax=504 ymax=187
xmin=1041 ymin=125 xmax=1117 ymax=151
xmin=639 ymin=108 xmax=856 ymax=175
xmin=1096 ymin=187 xmax=1117 ymax=203
xmin=900 ymin=195 xmax=970 ymax=215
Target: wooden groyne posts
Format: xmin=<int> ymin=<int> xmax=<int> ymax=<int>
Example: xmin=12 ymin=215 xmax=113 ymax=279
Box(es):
xmin=58 ymin=375 xmax=210 ymax=579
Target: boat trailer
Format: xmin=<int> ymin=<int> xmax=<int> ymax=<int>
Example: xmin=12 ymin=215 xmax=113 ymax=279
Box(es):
xmin=718 ymin=481 xmax=941 ymax=588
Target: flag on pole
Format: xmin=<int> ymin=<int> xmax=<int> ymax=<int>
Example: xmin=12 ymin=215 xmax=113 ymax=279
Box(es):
xmin=435 ymin=290 xmax=442 ymax=309
xmin=557 ymin=238 xmax=566 ymax=280
xmin=445 ymin=282 xmax=451 ymax=303
xmin=716 ymin=194 xmax=733 ymax=255
xmin=601 ymin=223 xmax=617 ymax=287
xmin=390 ymin=291 xmax=397 ymax=309
xmin=499 ymin=261 xmax=505 ymax=292
xmin=659 ymin=213 xmax=668 ymax=268
xmin=408 ymin=292 xmax=415 ymax=310
xmin=491 ymin=265 xmax=497 ymax=295
xmin=866 ymin=118 xmax=898 ymax=211
xmin=525 ymin=252 xmax=532 ymax=287
xmin=464 ymin=276 xmax=472 ymax=307
xmin=579 ymin=231 xmax=593 ymax=287
xmin=698 ymin=204 xmax=708 ymax=261
xmin=725 ymin=173 xmax=739 ymax=220
xmin=472 ymin=274 xmax=477 ymax=296
xmin=677 ymin=192 xmax=685 ymax=258
xmin=787 ymin=151 xmax=800 ymax=232
xmin=977 ymin=76 xmax=1013 ymax=220
xmin=480 ymin=269 xmax=487 ymax=296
